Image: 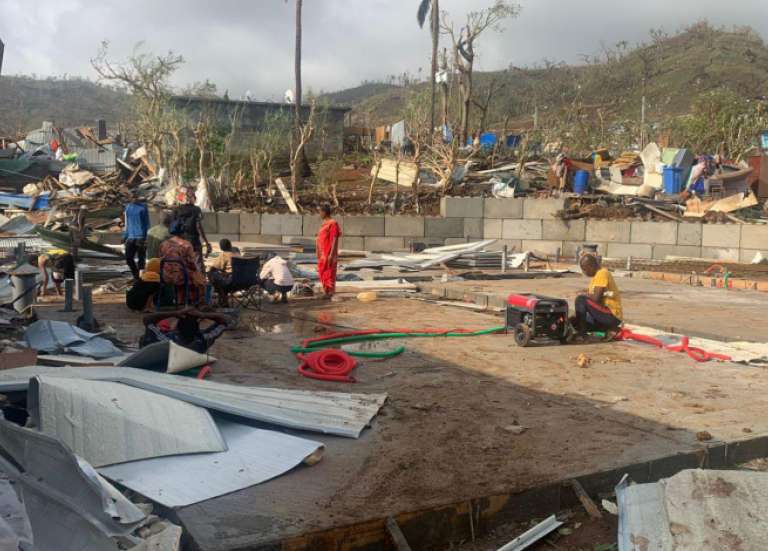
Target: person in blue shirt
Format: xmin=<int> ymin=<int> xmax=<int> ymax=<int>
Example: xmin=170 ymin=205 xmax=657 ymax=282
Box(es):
xmin=123 ymin=193 xmax=150 ymax=280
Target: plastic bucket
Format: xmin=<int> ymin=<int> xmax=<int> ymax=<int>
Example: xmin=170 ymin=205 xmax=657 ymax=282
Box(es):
xmin=573 ymin=170 xmax=590 ymax=194
xmin=663 ymin=166 xmax=683 ymax=194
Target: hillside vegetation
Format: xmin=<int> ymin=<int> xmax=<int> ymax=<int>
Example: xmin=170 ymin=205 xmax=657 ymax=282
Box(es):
xmin=323 ymin=23 xmax=768 ymax=132
xmin=0 ymin=76 xmax=129 ymax=135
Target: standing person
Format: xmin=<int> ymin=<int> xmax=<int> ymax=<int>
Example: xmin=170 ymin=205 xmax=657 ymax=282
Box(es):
xmin=315 ymin=204 xmax=341 ymax=299
xmin=573 ymin=255 xmax=623 ymax=336
xmin=146 ymin=212 xmax=172 ymax=260
xmin=173 ymin=188 xmax=212 ymax=272
xmin=123 ymin=193 xmax=150 ymax=280
xmin=259 ymin=254 xmax=294 ymax=303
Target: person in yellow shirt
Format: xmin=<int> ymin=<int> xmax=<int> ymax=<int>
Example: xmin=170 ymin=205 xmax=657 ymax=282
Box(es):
xmin=574 ymin=255 xmax=623 ymax=336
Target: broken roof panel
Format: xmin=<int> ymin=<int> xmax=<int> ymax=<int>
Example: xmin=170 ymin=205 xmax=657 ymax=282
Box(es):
xmin=25 ymin=320 xmax=123 ymax=359
xmin=100 ymin=420 xmax=324 ymax=508
xmin=28 ymin=376 xmax=226 ymax=467
xmin=0 ymin=366 xmax=387 ymax=438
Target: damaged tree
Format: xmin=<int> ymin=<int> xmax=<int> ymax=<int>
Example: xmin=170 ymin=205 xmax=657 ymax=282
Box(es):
xmin=441 ymin=1 xmax=519 ymax=145
xmin=417 ymin=0 xmax=440 ymax=137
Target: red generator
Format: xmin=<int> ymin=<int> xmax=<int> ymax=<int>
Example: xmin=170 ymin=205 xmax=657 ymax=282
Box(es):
xmin=506 ymin=293 xmax=570 ymax=347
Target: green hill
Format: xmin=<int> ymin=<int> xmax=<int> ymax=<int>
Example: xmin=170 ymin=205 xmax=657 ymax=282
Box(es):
xmin=323 ymin=23 xmax=768 ymax=130
xmin=0 ymin=75 xmax=129 ymax=135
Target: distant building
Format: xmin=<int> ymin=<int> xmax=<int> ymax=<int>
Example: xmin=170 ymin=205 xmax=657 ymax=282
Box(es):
xmin=170 ymin=96 xmax=351 ymax=157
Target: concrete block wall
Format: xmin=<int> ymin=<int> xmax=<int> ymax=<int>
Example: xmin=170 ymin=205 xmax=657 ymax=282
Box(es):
xmin=189 ymin=196 xmax=763 ymax=261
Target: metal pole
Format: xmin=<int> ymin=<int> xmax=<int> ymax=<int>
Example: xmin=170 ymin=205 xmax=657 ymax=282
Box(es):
xmin=81 ymin=284 xmax=94 ymax=329
xmin=75 ymin=269 xmax=83 ymax=301
xmin=501 ymin=245 xmax=508 ymax=273
xmin=63 ymin=279 xmax=74 ymax=312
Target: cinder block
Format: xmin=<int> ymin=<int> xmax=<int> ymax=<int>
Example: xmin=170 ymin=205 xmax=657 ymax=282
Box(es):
xmin=239 ymin=212 xmax=261 ymax=235
xmin=440 ymin=196 xmax=484 ymax=218
xmin=260 ymin=214 xmax=303 ymax=236
xmin=484 ymin=198 xmax=524 ymax=219
xmin=425 ymin=217 xmax=464 ymax=238
xmin=523 ymin=198 xmax=566 ymax=220
xmin=216 ymin=212 xmax=240 ymax=236
xmin=364 ymin=236 xmax=406 ymax=252
xmin=562 ymin=241 xmax=608 ymax=258
xmin=586 ymin=220 xmax=631 ymax=243
xmin=464 ymin=218 xmax=484 ymax=239
xmin=606 ymin=243 xmax=653 ymax=259
xmin=630 ymin=221 xmax=677 ymax=245
xmin=343 ymin=216 xmax=385 ymax=236
xmin=677 ymin=222 xmax=702 ymax=246
xmin=445 ymin=237 xmax=472 ymax=245
xmin=201 ymin=212 xmax=218 ymax=234
xmin=302 ymin=215 xmax=322 ymax=237
xmin=740 ymin=224 xmax=768 ymax=250
xmin=340 ymin=236 xmax=365 ymax=251
xmin=487 ymin=239 xmax=522 ymax=252
xmin=739 ymin=249 xmax=768 ymax=263
xmin=702 ymin=224 xmax=741 ymax=248
xmin=542 ymin=219 xmax=586 ymax=241
xmin=652 ymin=245 xmax=702 ymax=260
xmin=406 ymin=237 xmax=446 ymax=250
xmin=522 ymin=240 xmax=563 ymax=256
xmin=701 ymin=247 xmax=740 ymax=261
xmin=502 ymin=219 xmax=542 ymax=240
xmin=385 ymin=216 xmax=425 ymax=237
xmin=240 ymin=234 xmax=282 ymax=245
xmin=484 ymin=219 xmax=502 ymax=239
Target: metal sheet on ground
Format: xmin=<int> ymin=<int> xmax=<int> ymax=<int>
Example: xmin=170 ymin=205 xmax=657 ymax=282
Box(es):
xmin=0 ymin=366 xmax=387 ymax=438
xmin=100 ymin=420 xmax=324 ymax=507
xmin=28 ymin=376 xmax=226 ymax=467
xmin=25 ymin=319 xmax=123 ymax=359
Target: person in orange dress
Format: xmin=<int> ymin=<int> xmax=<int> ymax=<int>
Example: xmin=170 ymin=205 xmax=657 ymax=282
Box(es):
xmin=315 ymin=204 xmax=342 ymax=299
xmin=158 ymin=227 xmax=206 ymax=305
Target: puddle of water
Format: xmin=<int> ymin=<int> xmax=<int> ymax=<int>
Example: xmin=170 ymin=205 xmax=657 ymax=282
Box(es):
xmin=245 ymin=311 xmax=339 ymax=337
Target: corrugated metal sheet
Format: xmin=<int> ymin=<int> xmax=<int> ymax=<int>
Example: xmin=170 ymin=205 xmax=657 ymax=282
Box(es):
xmin=617 ymin=469 xmax=768 ymax=551
xmin=25 ymin=320 xmax=124 ymax=359
xmin=0 ymin=417 xmax=145 ymax=534
xmin=0 ymin=237 xmax=48 ymax=251
xmin=0 ymin=366 xmax=388 ymax=438
xmin=28 ymin=376 xmax=226 ymax=467
xmin=0 ymin=215 xmax=36 ymax=236
xmin=100 ymin=420 xmax=323 ymax=507
xmin=77 ymin=148 xmax=117 ymax=172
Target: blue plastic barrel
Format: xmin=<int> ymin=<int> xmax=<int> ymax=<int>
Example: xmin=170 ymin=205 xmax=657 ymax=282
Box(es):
xmin=663 ymin=167 xmax=683 ymax=194
xmin=573 ymin=170 xmax=590 ymax=194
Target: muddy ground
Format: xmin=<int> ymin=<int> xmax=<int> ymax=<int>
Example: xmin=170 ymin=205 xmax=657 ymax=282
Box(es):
xmin=33 ymin=276 xmax=768 ymax=550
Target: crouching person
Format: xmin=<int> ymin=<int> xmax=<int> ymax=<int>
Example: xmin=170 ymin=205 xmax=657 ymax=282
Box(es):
xmin=140 ymin=307 xmax=236 ymax=354
xmin=574 ymin=255 xmax=623 ymax=336
xmin=259 ymin=254 xmax=294 ymax=303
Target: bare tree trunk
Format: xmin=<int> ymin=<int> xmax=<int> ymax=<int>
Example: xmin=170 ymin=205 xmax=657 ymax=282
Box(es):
xmin=429 ymin=0 xmax=439 ymax=137
xmin=291 ymin=0 xmax=303 ymax=200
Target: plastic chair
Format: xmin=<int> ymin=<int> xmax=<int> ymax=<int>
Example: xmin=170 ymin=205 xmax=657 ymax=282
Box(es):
xmin=221 ymin=256 xmax=262 ymax=309
xmin=157 ymin=258 xmax=190 ymax=309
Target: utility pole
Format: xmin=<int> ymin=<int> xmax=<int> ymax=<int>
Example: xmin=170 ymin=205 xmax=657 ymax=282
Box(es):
xmin=0 ymin=37 xmax=5 ymax=76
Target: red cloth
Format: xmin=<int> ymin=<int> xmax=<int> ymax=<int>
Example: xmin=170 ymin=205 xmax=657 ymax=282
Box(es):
xmin=316 ymin=219 xmax=341 ymax=295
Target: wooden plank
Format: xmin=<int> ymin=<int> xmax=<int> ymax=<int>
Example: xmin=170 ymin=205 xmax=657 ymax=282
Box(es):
xmin=641 ymin=203 xmax=683 ymax=222
xmin=385 ymin=517 xmax=412 ymax=551
xmin=570 ymin=479 xmax=603 ymax=520
xmin=373 ymin=158 xmax=418 ymax=187
xmin=274 ymin=178 xmax=299 ymax=214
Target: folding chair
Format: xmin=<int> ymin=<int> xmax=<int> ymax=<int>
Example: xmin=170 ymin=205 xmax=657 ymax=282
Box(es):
xmin=222 ymin=256 xmax=262 ymax=310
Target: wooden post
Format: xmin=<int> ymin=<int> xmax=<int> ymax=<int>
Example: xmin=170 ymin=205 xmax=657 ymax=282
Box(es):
xmin=368 ymin=160 xmax=381 ymax=208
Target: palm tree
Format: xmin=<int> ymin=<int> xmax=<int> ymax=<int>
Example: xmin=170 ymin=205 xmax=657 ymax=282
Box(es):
xmin=287 ymin=0 xmax=309 ymax=198
xmin=418 ymin=0 xmax=439 ymax=136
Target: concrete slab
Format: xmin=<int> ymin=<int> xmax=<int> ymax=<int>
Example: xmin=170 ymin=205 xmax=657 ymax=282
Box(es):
xmin=239 ymin=212 xmax=261 ymax=235
xmin=677 ymin=223 xmax=703 ymax=246
xmin=463 ymin=218 xmax=484 ymax=239
xmin=701 ymin=247 xmax=740 ymax=261
xmin=607 ymin=242 xmax=652 ymax=259
xmin=364 ymin=236 xmax=406 ymax=252
xmin=522 ymin=239 xmax=562 ymax=255
xmin=483 ymin=198 xmax=524 ymax=219
xmin=702 ymin=224 xmax=741 ymax=248
xmin=522 ymin=198 xmax=565 ymax=220
xmin=502 ymin=219 xmax=542 ymax=240
xmin=385 ymin=216 xmax=425 ymax=237
xmin=343 ymin=216 xmax=385 ymax=237
xmin=201 ymin=212 xmax=218 ymax=234
xmin=261 ymin=214 xmax=303 ymax=236
xmin=216 ymin=213 xmax=240 ymax=236
xmin=484 ymin=219 xmax=503 ymax=239
xmin=425 ymin=217 xmax=464 ymax=238
xmin=740 ymin=225 xmax=768 ymax=250
xmin=652 ymin=245 xmax=702 ymax=260
xmin=631 ymin=221 xmax=677 ymax=245
xmin=586 ymin=220 xmax=631 ymax=243
xmin=440 ymin=196 xmax=483 ymax=218
xmin=542 ymin=220 xmax=586 ymax=241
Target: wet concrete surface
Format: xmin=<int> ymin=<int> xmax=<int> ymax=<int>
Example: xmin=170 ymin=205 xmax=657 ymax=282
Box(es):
xmin=30 ymin=279 xmax=768 ymax=550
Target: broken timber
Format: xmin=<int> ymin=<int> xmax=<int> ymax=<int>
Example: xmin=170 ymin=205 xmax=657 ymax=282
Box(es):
xmin=372 ymin=158 xmax=418 ymax=187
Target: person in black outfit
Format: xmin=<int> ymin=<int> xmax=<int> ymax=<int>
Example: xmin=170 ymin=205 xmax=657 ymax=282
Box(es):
xmin=173 ymin=188 xmax=212 ymax=272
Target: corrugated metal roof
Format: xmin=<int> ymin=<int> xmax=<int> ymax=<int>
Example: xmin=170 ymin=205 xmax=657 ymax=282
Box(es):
xmin=0 ymin=366 xmax=387 ymax=438
xmin=25 ymin=320 xmax=124 ymax=359
xmin=100 ymin=419 xmax=323 ymax=508
xmin=28 ymin=376 xmax=226 ymax=467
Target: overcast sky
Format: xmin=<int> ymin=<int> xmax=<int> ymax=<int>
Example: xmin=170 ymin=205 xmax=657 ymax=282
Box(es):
xmin=2 ymin=0 xmax=767 ymax=100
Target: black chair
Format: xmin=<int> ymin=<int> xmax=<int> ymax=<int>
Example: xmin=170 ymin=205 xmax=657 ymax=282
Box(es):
xmin=220 ymin=256 xmax=262 ymax=309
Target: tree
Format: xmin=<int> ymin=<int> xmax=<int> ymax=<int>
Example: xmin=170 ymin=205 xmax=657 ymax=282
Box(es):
xmin=417 ymin=0 xmax=440 ymax=135
xmin=441 ymin=1 xmax=519 ymax=144
xmin=287 ymin=0 xmax=311 ymax=200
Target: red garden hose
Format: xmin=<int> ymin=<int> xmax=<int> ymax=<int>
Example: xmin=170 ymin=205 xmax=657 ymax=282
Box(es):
xmin=616 ymin=328 xmax=731 ymax=363
xmin=298 ymin=349 xmax=358 ymax=383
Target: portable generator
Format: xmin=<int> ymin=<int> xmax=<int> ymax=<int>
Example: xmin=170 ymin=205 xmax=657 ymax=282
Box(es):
xmin=506 ymin=293 xmax=570 ymax=347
